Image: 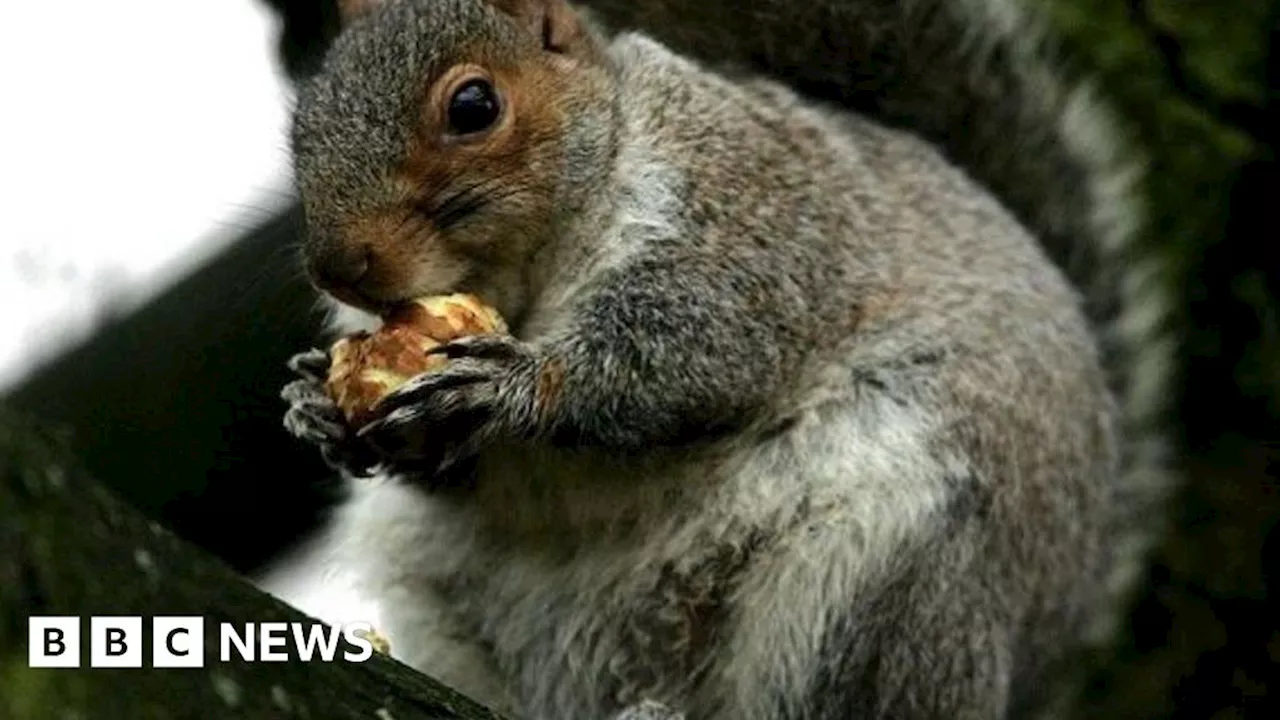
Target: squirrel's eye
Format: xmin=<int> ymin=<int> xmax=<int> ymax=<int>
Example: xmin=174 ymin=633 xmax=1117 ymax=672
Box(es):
xmin=447 ymin=79 xmax=501 ymax=135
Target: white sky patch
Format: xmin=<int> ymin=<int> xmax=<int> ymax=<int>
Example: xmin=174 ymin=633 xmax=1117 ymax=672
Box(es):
xmin=0 ymin=0 xmax=385 ymax=641
xmin=0 ymin=1 xmax=297 ymax=389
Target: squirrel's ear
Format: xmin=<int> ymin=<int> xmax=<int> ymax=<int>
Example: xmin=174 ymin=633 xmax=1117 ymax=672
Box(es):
xmin=491 ymin=0 xmax=592 ymax=58
xmin=337 ymin=0 xmax=384 ymax=25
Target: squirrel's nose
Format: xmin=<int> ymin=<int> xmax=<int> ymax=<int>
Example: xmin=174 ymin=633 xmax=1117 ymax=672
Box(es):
xmin=310 ymin=244 xmax=372 ymax=291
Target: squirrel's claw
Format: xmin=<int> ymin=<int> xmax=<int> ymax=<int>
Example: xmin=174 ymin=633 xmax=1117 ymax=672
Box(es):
xmin=368 ymin=358 xmax=496 ymax=416
xmin=287 ymin=347 xmax=332 ymax=383
xmin=357 ymin=360 xmax=503 ymax=471
xmin=358 ymin=338 xmax=541 ymax=475
xmin=281 ymin=379 xmax=344 ymax=437
xmin=283 ymin=351 xmax=381 ymax=478
xmin=283 ymin=401 xmax=345 ymax=446
xmin=427 ymin=333 xmax=526 ymax=361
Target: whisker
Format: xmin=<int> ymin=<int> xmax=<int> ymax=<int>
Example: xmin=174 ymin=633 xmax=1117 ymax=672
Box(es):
xmin=411 ymin=160 xmax=535 ymax=232
xmin=433 ymin=172 xmax=508 ymax=215
xmin=440 ymin=185 xmax=532 ymax=229
xmin=429 ymin=172 xmax=513 ymax=228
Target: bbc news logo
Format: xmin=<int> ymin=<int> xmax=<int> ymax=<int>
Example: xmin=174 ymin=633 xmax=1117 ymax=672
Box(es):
xmin=29 ymin=616 xmax=376 ymax=668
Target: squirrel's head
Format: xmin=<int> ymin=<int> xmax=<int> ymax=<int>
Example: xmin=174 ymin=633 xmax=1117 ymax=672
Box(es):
xmin=292 ymin=0 xmax=616 ymax=317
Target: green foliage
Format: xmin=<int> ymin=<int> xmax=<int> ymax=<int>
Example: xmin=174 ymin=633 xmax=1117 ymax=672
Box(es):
xmin=1034 ymin=1 xmax=1279 ymax=717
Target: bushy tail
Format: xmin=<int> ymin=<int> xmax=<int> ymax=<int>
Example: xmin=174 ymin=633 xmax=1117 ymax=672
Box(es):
xmin=576 ymin=0 xmax=1175 ymax=661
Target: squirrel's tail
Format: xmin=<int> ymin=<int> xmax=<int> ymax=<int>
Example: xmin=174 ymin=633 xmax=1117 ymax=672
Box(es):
xmin=577 ymin=0 xmax=1174 ymax=654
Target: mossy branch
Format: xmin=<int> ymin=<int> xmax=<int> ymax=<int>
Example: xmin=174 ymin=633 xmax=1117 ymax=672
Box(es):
xmin=0 ymin=407 xmax=510 ymax=720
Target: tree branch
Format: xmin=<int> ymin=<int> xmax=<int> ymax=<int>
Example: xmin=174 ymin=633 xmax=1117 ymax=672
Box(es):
xmin=0 ymin=407 xmax=509 ymax=720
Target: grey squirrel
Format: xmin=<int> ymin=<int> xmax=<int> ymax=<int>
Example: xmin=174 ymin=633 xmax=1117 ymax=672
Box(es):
xmin=269 ymin=0 xmax=1174 ymax=718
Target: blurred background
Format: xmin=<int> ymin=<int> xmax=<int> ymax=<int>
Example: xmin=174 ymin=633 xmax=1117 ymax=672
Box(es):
xmin=0 ymin=0 xmax=1276 ymax=718
xmin=0 ymin=1 xmax=295 ymax=389
xmin=0 ymin=0 xmax=349 ymax=599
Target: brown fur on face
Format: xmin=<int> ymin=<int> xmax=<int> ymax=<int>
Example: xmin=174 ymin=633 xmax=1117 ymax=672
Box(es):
xmin=394 ymin=52 xmax=564 ymax=256
xmin=300 ymin=0 xmax=612 ymax=316
xmin=333 ymin=209 xmax=473 ymax=309
xmin=334 ymin=53 xmax=575 ymax=308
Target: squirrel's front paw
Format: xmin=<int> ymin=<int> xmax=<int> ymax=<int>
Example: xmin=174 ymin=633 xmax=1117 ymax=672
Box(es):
xmin=358 ymin=334 xmax=543 ymax=474
xmin=282 ymin=348 xmax=381 ymax=477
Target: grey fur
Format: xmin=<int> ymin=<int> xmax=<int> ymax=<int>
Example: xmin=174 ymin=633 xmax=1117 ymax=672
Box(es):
xmin=269 ymin=1 xmax=1173 ymax=719
xmin=568 ymin=0 xmax=1175 ymax=653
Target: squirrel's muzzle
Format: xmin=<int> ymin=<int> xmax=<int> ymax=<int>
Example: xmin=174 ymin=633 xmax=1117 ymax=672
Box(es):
xmin=308 ymin=243 xmax=373 ymax=298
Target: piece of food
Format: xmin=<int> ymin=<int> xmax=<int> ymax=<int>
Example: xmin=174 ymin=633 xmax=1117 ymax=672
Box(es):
xmin=354 ymin=627 xmax=393 ymax=656
xmin=324 ymin=293 xmax=507 ymax=426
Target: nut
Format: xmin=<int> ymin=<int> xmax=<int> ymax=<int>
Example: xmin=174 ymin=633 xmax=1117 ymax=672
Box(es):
xmin=324 ymin=294 xmax=507 ymax=426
